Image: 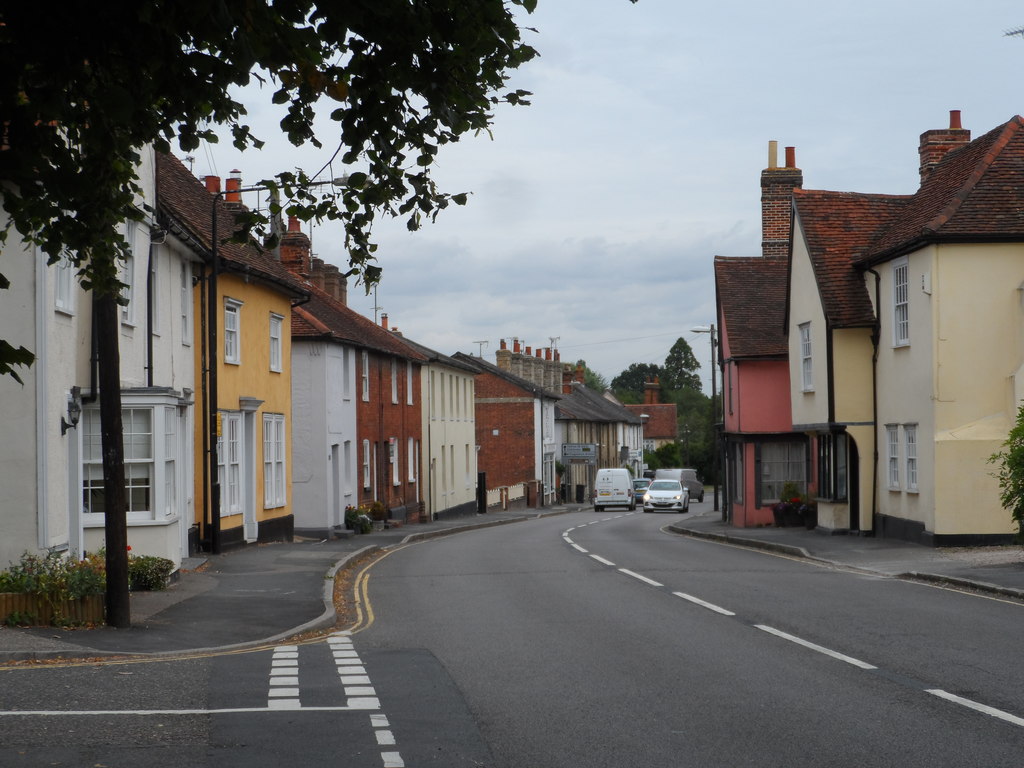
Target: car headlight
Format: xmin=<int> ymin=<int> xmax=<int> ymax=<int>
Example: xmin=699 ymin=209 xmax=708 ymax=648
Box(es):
xmin=643 ymin=493 xmax=651 ymax=502
xmin=673 ymin=494 xmax=681 ymax=500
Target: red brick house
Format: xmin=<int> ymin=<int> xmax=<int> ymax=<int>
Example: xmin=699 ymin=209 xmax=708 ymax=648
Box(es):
xmin=625 ymin=377 xmax=677 ymax=453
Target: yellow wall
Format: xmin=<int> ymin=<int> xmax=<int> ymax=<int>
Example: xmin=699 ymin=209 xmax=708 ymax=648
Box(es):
xmin=192 ymin=272 xmax=295 ymax=538
xmin=789 ymin=218 xmax=829 ymax=426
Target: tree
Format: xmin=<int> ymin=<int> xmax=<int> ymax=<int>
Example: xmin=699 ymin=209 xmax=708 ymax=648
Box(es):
xmin=662 ymin=337 xmax=701 ymax=391
xmin=0 ymin=1 xmax=544 ymax=625
xmin=611 ymin=362 xmax=663 ymax=402
xmin=988 ymin=404 xmax=1024 ymax=541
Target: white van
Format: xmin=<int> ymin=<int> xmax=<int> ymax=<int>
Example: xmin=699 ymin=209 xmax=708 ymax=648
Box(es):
xmin=594 ymin=468 xmax=635 ymax=511
xmin=655 ymin=468 xmax=704 ymax=502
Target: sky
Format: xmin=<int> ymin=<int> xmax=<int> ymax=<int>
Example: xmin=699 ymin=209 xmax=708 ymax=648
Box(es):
xmin=193 ymin=0 xmax=1024 ymax=392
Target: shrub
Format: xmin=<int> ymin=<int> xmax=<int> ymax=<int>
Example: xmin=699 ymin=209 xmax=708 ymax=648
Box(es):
xmin=128 ymin=555 xmax=174 ymax=591
xmin=0 ymin=550 xmax=106 ymax=626
xmin=989 ymin=403 xmax=1024 ymax=542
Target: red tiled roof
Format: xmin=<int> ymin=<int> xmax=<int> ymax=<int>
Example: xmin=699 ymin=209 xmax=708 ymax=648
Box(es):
xmin=293 ymin=283 xmax=428 ymax=361
xmin=625 ymin=403 xmax=676 ymax=440
xmin=714 ymin=257 xmax=789 ymax=356
xmin=793 ymin=190 xmax=907 ymax=327
xmin=862 ymin=116 xmax=1024 ymax=262
xmin=156 ymin=153 xmax=307 ymax=298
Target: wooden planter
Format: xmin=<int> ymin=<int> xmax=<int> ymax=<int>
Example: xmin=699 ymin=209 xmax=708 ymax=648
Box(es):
xmin=0 ymin=593 xmax=105 ymax=626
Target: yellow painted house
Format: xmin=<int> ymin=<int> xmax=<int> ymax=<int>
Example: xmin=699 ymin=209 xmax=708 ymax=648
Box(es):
xmin=157 ymin=155 xmax=308 ymax=552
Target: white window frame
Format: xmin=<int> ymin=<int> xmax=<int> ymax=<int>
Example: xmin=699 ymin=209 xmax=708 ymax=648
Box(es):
xmin=361 ymin=351 xmax=370 ymax=402
xmin=263 ymin=413 xmax=286 ymax=508
xmin=893 ymin=259 xmax=909 ymax=347
xmin=904 ymin=424 xmax=918 ymax=492
xmin=406 ymin=361 xmax=414 ymax=405
xmin=224 ymin=298 xmax=242 ymax=365
xmin=886 ymin=424 xmax=900 ymax=490
xmin=799 ymin=322 xmax=813 ymax=392
xmin=54 ymin=251 xmax=75 ymax=314
xmin=362 ymin=439 xmax=371 ymax=488
xmin=218 ymin=411 xmax=243 ymax=517
xmin=180 ymin=261 xmax=192 ymax=346
xmin=121 ymin=221 xmax=137 ymax=326
xmin=390 ymin=437 xmax=400 ymax=486
xmin=269 ymin=313 xmax=284 ymax=373
xmin=391 ymin=358 xmax=399 ymax=404
xmin=82 ymin=396 xmax=182 ymax=523
xmin=408 ymin=437 xmax=416 ymax=482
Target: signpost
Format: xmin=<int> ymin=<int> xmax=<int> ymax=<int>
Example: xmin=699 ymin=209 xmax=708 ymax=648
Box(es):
xmin=562 ymin=443 xmax=598 ymax=463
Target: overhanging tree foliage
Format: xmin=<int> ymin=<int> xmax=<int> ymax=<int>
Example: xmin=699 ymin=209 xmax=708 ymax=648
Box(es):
xmin=0 ymin=0 xmax=553 ymax=626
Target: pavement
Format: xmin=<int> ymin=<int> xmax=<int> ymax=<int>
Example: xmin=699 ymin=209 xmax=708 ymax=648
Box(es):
xmin=3 ymin=503 xmax=1024 ymax=662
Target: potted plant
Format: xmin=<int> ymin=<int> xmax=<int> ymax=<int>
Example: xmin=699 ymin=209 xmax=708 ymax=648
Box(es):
xmin=772 ymin=482 xmax=807 ymax=527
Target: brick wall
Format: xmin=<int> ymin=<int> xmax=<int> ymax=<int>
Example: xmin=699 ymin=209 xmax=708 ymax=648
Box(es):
xmin=473 ymin=371 xmax=537 ymax=488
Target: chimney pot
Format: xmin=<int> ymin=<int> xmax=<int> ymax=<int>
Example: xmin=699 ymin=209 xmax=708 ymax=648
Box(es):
xmin=513 ymin=338 xmax=521 ymax=354
xmin=204 ymin=175 xmax=221 ymax=195
xmin=225 ymin=170 xmax=242 ymax=203
xmin=381 ymin=313 xmax=389 ymax=330
xmin=785 ymin=146 xmax=796 ymax=168
xmin=525 ymin=346 xmax=532 ymax=356
xmin=950 ymin=109 xmax=962 ymax=130
xmin=767 ymin=140 xmax=778 ymax=170
xmin=287 ymin=215 xmax=301 ymax=233
xmin=500 ymin=339 xmax=507 ymax=350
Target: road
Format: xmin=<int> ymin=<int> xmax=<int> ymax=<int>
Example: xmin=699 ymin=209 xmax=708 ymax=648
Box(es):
xmin=2 ymin=503 xmax=1023 ymax=766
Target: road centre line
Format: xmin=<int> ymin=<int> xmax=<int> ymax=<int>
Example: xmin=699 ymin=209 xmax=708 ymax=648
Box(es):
xmin=619 ymin=568 xmax=663 ymax=587
xmin=926 ymin=689 xmax=1024 ymax=728
xmin=672 ymin=591 xmax=736 ymax=616
xmin=590 ymin=554 xmax=616 ymax=566
xmin=571 ymin=543 xmax=588 ymax=553
xmin=755 ymin=625 xmax=877 ymax=670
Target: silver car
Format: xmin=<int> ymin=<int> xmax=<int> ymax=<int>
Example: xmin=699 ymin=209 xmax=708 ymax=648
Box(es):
xmin=642 ymin=479 xmax=689 ymax=513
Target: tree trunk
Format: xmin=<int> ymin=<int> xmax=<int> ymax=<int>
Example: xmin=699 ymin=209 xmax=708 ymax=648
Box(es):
xmin=95 ymin=292 xmax=130 ymax=628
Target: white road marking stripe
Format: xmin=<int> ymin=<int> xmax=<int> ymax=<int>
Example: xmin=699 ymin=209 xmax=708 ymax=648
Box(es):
xmin=269 ymin=677 xmax=299 ymax=686
xmin=340 ymin=675 xmax=372 ymax=685
xmin=755 ymin=625 xmax=877 ymax=670
xmin=619 ymin=568 xmax=663 ymax=587
xmin=927 ymin=689 xmax=1024 ymax=728
xmin=571 ymin=543 xmax=588 ymax=553
xmin=268 ymin=688 xmax=300 ymax=698
xmin=590 ymin=554 xmax=615 ymax=566
xmin=376 ymin=729 xmax=397 ymax=745
xmin=381 ymin=753 xmax=405 ymax=768
xmin=271 ymin=659 xmax=298 ymax=667
xmin=672 ymin=591 xmax=736 ymax=616
xmin=345 ymin=686 xmax=377 ymax=697
xmin=0 ymin=705 xmax=375 ymax=716
xmin=336 ymin=658 xmax=364 ymax=666
xmin=371 ymin=714 xmax=390 ymax=728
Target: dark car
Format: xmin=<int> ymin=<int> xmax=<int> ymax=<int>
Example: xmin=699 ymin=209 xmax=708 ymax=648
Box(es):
xmin=632 ymin=478 xmax=651 ymax=497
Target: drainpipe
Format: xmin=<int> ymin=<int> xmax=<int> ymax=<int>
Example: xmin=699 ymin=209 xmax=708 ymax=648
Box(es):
xmin=34 ymin=245 xmax=49 ymax=548
xmin=865 ymin=267 xmax=882 ymax=536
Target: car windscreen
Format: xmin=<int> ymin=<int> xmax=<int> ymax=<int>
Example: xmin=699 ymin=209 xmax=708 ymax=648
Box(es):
xmin=648 ymin=481 xmax=681 ymax=491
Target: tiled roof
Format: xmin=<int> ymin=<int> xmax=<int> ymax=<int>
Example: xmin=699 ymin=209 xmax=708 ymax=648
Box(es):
xmin=714 ymin=257 xmax=790 ymax=356
xmin=156 ymin=153 xmax=307 ymax=298
xmin=862 ymin=116 xmax=1024 ymax=262
xmin=399 ymin=336 xmax=479 ymax=374
xmin=557 ymin=382 xmax=641 ymax=424
xmin=625 ymin=403 xmax=677 ymax=439
xmin=292 ymin=283 xmax=428 ymax=361
xmin=451 ymin=352 xmax=560 ymax=400
xmin=793 ymin=191 xmax=907 ymax=327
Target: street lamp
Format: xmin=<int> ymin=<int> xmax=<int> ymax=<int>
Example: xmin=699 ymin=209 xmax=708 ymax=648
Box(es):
xmin=691 ymin=324 xmax=721 ymax=518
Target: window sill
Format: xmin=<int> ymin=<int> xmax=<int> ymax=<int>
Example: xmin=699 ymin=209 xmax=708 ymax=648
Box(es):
xmin=84 ymin=515 xmax=180 ymax=528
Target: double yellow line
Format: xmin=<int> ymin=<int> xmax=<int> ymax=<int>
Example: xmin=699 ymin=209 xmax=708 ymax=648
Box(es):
xmin=346 ymin=545 xmax=405 ymax=634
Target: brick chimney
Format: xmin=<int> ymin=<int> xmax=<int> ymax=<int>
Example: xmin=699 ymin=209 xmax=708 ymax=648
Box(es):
xmin=761 ymin=141 xmax=802 ymax=259
xmin=381 ymin=313 xmax=389 ymax=331
xmin=280 ymin=215 xmax=312 ymax=278
xmin=322 ymin=263 xmax=347 ymax=305
xmin=562 ymin=364 xmax=576 ymax=394
xmin=496 ymin=339 xmax=511 ymax=369
xmin=643 ymin=376 xmax=661 ymax=405
xmin=919 ymin=110 xmax=971 ymax=184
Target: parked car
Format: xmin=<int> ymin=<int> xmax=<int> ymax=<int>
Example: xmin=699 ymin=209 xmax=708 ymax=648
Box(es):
xmin=594 ymin=468 xmax=635 ymax=511
xmin=654 ymin=467 xmax=704 ymax=503
xmin=632 ymin=478 xmax=651 ymax=497
xmin=642 ymin=479 xmax=689 ymax=513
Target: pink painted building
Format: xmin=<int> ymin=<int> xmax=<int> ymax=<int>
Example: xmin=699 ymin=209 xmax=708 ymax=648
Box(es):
xmin=714 ymin=145 xmax=811 ymax=527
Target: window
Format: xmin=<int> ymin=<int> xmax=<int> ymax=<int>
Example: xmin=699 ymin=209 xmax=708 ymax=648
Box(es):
xmin=361 ymin=351 xmax=370 ymax=401
xmin=893 ymin=259 xmax=909 ymax=346
xmin=54 ymin=251 xmax=74 ymax=314
xmin=430 ymin=371 xmax=437 ymax=419
xmin=163 ymin=406 xmax=176 ymax=517
xmin=730 ymin=442 xmax=744 ymax=504
xmin=224 ymin=299 xmax=242 ymax=364
xmin=263 ymin=413 xmax=286 ymax=508
xmin=391 ymin=358 xmax=398 ymax=403
xmin=408 ymin=437 xmax=416 ymax=482
xmin=465 ymin=443 xmax=472 ymax=487
xmin=799 ymin=323 xmax=813 ymax=391
xmin=759 ymin=441 xmax=806 ymax=503
xmin=83 ymin=407 xmax=153 ymax=516
xmin=817 ymin=432 xmax=848 ymax=501
xmin=904 ymin=424 xmax=918 ymax=492
xmin=886 ymin=424 xmax=900 ymax=489
xmin=218 ymin=412 xmax=242 ymax=516
xmin=120 ymin=221 xmax=137 ymax=325
xmin=180 ymin=261 xmax=192 ymax=346
xmin=390 ymin=437 xmax=399 ymax=486
xmin=406 ymin=361 xmax=414 ymax=405
xmin=362 ymin=439 xmax=371 ymax=488
xmin=342 ymin=349 xmax=351 ymax=400
xmin=269 ymin=313 xmax=283 ymax=373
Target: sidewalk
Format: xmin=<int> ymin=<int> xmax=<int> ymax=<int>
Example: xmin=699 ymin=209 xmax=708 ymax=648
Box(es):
xmin=3 ymin=504 xmax=1023 ymax=662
